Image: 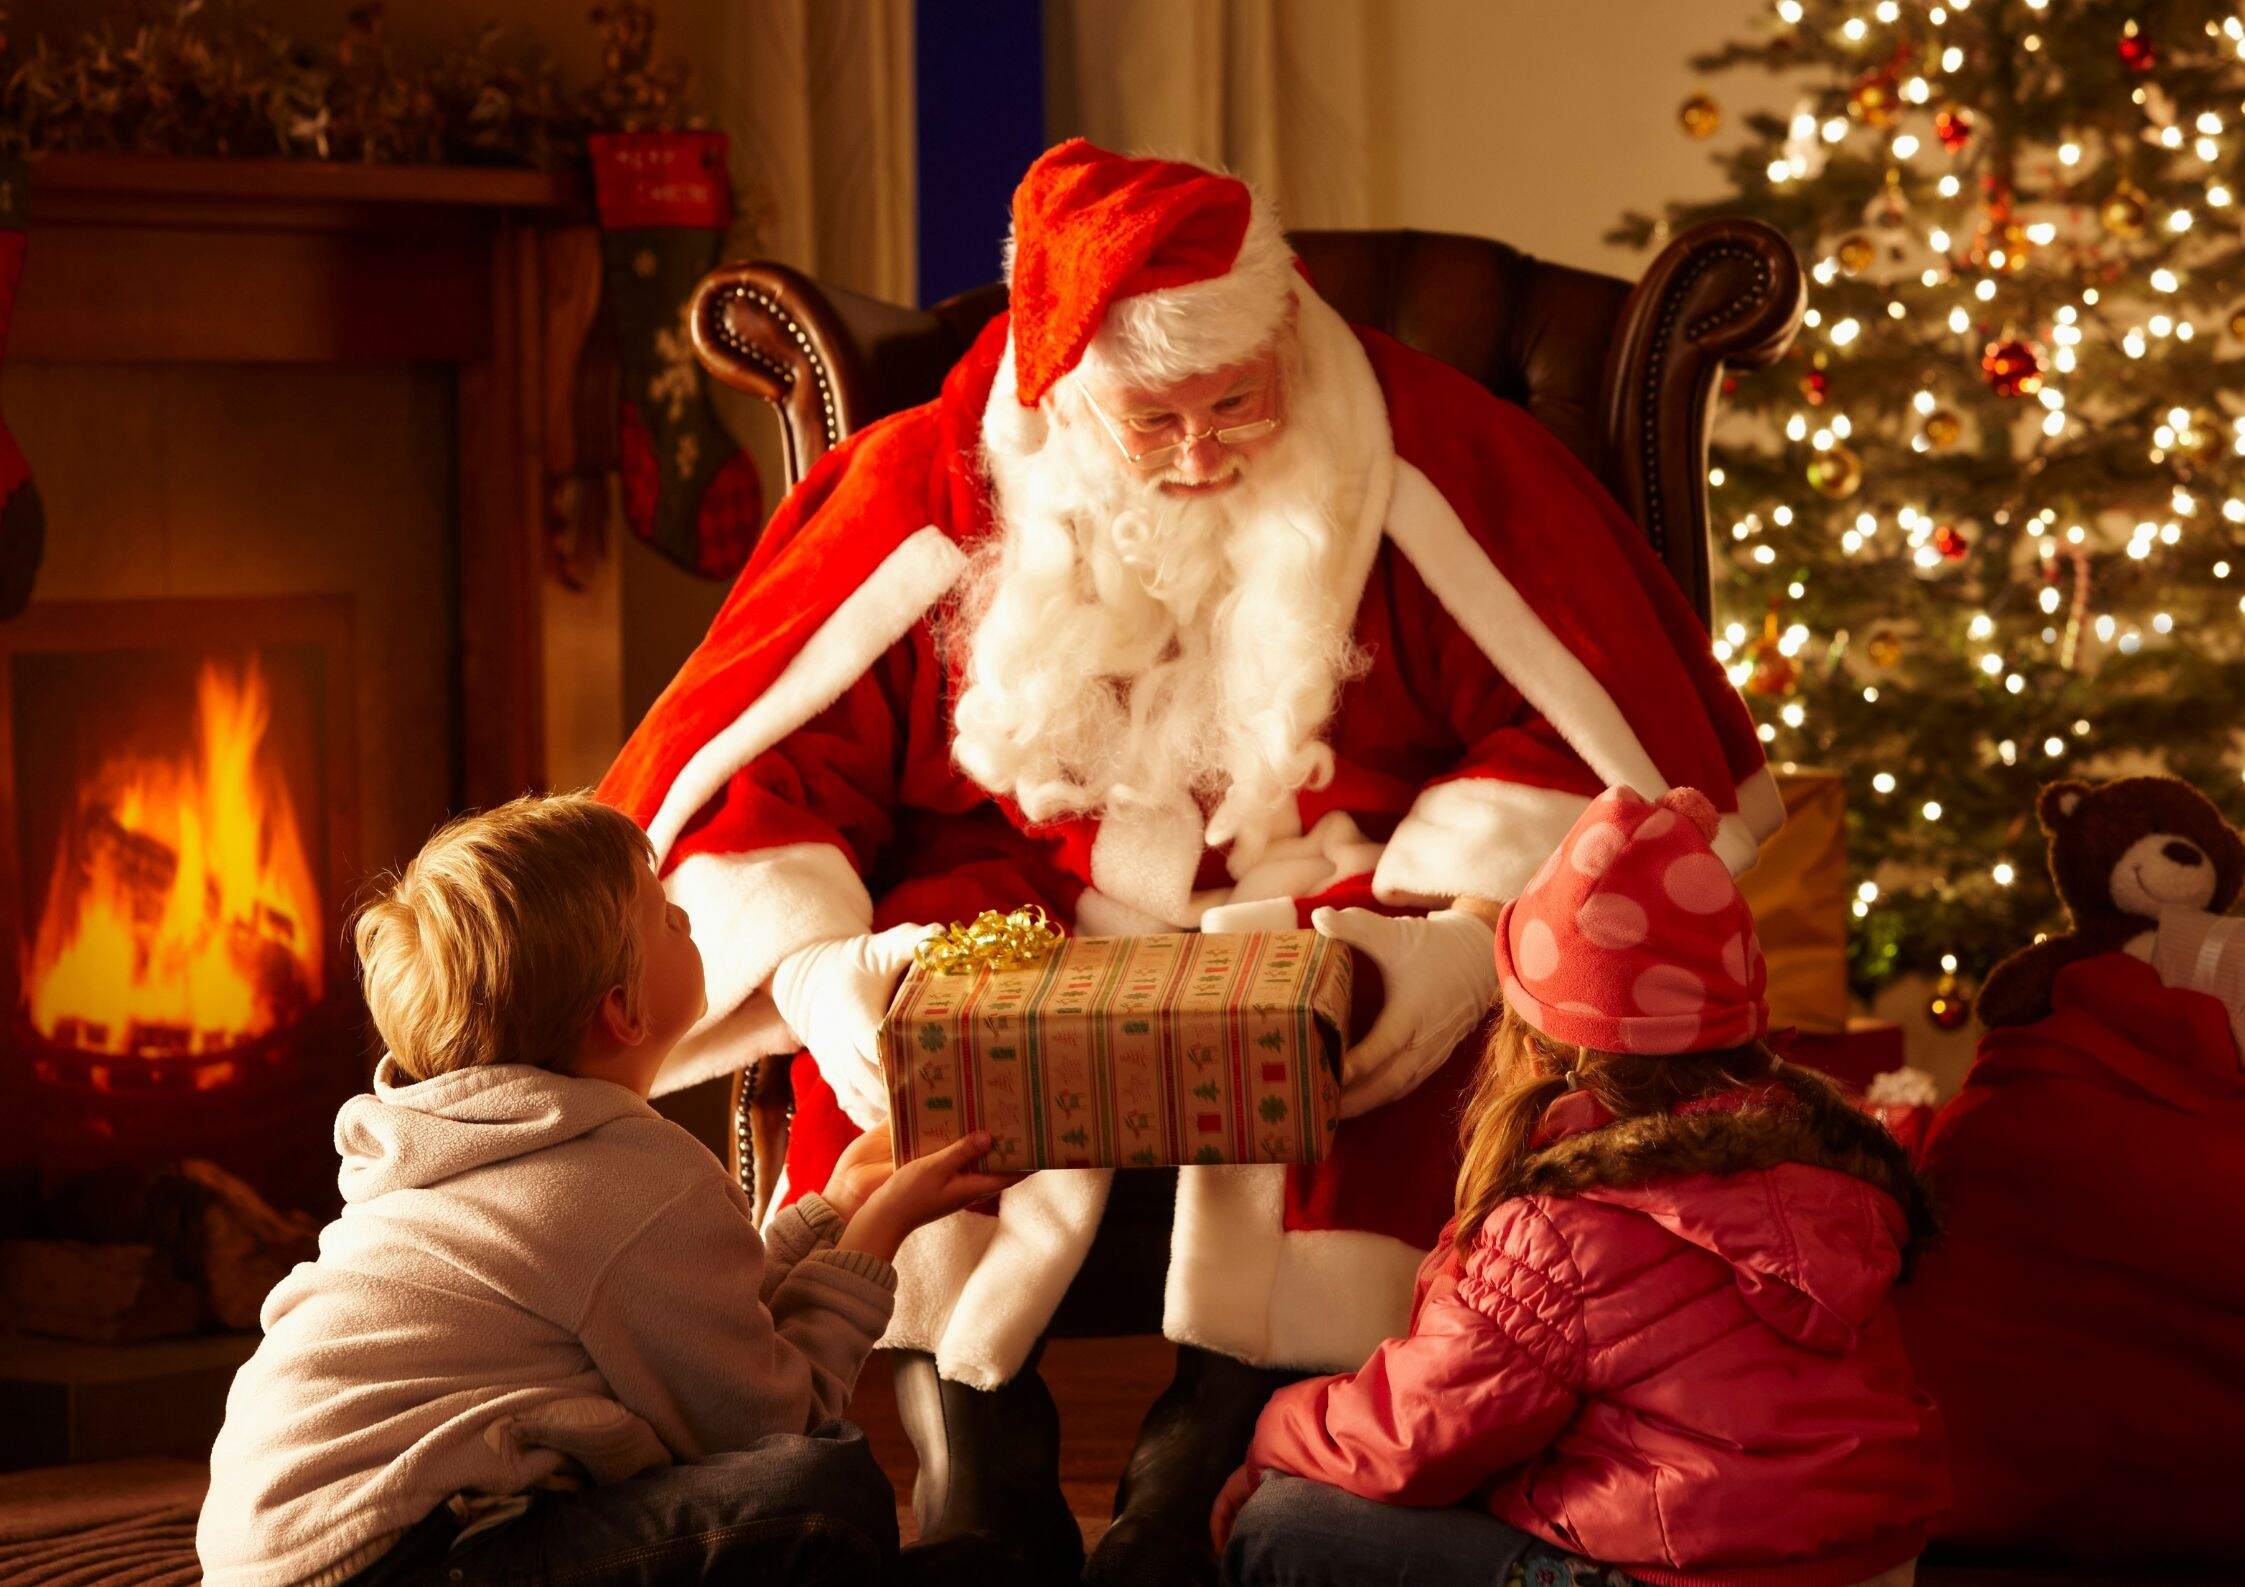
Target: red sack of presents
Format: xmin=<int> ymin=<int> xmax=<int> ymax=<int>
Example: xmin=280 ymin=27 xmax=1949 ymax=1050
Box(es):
xmin=1897 ymin=952 xmax=2245 ymax=1567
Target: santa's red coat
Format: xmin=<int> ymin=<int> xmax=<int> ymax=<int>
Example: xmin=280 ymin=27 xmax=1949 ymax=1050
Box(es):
xmin=601 ymin=288 xmax=1774 ymax=1388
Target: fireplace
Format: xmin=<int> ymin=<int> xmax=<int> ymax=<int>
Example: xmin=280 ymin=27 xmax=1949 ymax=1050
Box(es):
xmin=2 ymin=598 xmax=359 ymax=1214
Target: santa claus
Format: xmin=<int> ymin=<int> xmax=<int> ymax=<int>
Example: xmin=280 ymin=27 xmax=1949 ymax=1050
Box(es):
xmin=602 ymin=140 xmax=1776 ymax=1586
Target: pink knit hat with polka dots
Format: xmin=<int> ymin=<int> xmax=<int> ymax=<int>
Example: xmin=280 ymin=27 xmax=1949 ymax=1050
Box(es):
xmin=1494 ymin=784 xmax=1768 ymax=1056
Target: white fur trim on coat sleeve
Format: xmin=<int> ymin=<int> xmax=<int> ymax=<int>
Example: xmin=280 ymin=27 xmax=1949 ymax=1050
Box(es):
xmin=1384 ymin=461 xmax=1766 ymax=878
xmin=1163 ymin=1164 xmax=1423 ymax=1371
xmin=1372 ymin=779 xmax=1593 ymax=907
xmin=881 ymin=1168 xmax=1115 ymax=1390
xmin=647 ymin=842 xmax=871 ymax=1098
xmin=644 ymin=525 xmax=969 ymax=867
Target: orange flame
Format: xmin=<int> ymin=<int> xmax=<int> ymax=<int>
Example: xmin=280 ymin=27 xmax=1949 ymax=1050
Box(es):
xmin=26 ymin=659 xmax=323 ymax=1058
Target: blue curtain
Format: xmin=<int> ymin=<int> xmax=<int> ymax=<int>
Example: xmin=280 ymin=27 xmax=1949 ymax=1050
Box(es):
xmin=915 ymin=1 xmax=1046 ymax=306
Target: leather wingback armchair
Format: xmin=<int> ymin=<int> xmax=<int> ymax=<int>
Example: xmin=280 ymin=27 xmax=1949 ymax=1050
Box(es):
xmin=684 ymin=220 xmax=1803 ymax=1217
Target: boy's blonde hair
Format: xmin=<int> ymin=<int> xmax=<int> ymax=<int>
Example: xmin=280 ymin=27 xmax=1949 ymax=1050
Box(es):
xmin=354 ymin=793 xmax=653 ymax=1082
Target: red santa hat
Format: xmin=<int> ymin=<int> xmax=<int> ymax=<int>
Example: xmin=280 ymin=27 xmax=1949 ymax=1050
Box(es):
xmin=1494 ymin=785 xmax=1770 ymax=1056
xmin=1002 ymin=139 xmax=1297 ymax=407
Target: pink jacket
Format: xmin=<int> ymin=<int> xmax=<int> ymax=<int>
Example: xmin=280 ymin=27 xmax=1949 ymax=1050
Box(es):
xmin=1248 ymin=1085 xmax=1945 ymax=1587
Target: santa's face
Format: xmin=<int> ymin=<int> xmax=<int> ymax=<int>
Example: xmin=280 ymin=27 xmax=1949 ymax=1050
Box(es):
xmin=950 ymin=305 xmax=1371 ymax=865
xmin=1076 ymin=348 xmax=1286 ymax=496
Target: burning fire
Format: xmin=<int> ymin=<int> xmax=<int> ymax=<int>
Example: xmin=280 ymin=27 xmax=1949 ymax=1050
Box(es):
xmin=26 ymin=659 xmax=323 ymax=1058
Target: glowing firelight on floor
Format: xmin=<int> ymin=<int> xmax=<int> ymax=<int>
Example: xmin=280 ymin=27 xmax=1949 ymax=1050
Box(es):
xmin=26 ymin=659 xmax=322 ymax=1061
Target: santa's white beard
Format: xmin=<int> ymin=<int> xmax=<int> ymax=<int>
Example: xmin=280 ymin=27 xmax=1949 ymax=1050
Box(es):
xmin=947 ymin=344 xmax=1367 ymax=870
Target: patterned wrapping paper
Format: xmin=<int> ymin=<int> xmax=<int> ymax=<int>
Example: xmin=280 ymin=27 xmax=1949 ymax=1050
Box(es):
xmin=880 ymin=930 xmax=1353 ymax=1171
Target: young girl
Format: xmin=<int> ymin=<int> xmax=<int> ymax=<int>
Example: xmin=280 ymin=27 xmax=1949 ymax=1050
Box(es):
xmin=1215 ymin=784 xmax=1946 ymax=1587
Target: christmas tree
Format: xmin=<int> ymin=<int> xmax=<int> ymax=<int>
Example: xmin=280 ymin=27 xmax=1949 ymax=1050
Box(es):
xmin=1610 ymin=0 xmax=2245 ymax=1013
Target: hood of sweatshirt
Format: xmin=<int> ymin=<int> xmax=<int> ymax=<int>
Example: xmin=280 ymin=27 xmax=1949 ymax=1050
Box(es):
xmin=335 ymin=1055 xmax=656 ymax=1204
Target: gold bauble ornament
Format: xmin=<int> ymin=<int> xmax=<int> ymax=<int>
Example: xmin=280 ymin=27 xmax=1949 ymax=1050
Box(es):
xmin=1997 ymin=220 xmax=2031 ymax=273
xmin=1836 ymin=232 xmax=1877 ymax=276
xmin=1865 ymin=628 xmax=1904 ymax=669
xmin=2184 ymin=410 xmax=2226 ymax=465
xmin=1851 ymin=72 xmax=1901 ymax=127
xmin=1679 ymin=93 xmax=1722 ymax=139
xmin=1923 ymin=408 xmax=1964 ymax=449
xmin=1807 ymin=445 xmax=1864 ymax=500
xmin=2102 ymin=185 xmax=2149 ymax=238
xmin=2228 ymin=304 xmax=2245 ymax=341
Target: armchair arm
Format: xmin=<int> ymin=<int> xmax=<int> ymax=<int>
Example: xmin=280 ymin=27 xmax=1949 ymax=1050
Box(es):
xmin=689 ymin=261 xmax=1009 ymax=492
xmin=1601 ymin=217 xmax=1804 ymax=622
xmin=689 ymin=262 xmax=873 ymax=489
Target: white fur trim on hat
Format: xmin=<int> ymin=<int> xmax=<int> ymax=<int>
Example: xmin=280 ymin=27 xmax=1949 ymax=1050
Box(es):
xmin=1003 ymin=173 xmax=1298 ymax=394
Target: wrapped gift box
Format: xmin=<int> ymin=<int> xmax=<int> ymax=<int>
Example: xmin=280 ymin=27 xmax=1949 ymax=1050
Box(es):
xmin=1736 ymin=767 xmax=1850 ymax=1035
xmin=880 ymin=929 xmax=1352 ymax=1171
xmin=1861 ymin=1064 xmax=1943 ymax=1165
xmin=1785 ymin=1017 xmax=1905 ymax=1091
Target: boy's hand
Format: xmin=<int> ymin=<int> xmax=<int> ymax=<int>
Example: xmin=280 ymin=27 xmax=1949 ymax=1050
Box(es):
xmin=836 ymin=1131 xmax=1023 ymax=1263
xmin=822 ymin=1126 xmax=898 ymax=1223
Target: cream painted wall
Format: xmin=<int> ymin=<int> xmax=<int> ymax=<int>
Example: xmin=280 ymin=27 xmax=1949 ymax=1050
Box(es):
xmin=1360 ymin=0 xmax=1782 ymax=278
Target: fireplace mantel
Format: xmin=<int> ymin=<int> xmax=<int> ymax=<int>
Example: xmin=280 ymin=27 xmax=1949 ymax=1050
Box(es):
xmin=12 ymin=152 xmax=612 ymax=807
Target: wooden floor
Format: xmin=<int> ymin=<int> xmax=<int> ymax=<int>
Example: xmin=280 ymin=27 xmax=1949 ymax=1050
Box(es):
xmin=11 ymin=1338 xmax=2237 ymax=1585
xmin=850 ymin=1333 xmax=1177 ymax=1548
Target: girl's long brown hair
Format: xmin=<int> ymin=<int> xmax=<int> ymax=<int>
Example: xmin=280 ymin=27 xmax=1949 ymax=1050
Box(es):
xmin=1452 ymin=1004 xmax=1932 ymax=1257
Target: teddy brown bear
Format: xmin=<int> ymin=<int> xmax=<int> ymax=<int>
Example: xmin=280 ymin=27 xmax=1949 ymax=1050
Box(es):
xmin=1974 ymin=775 xmax=2245 ymax=1029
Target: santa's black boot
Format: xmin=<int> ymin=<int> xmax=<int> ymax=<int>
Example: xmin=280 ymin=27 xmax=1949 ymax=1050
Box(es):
xmin=891 ymin=1345 xmax=1084 ymax=1587
xmin=1083 ymin=1343 xmax=1298 ymax=1587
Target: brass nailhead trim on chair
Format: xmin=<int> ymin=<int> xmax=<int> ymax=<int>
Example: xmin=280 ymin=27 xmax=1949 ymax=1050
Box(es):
xmin=1632 ymin=241 xmax=1777 ymax=558
xmin=733 ymin=1057 xmax=760 ymax=1209
xmin=707 ymin=282 xmax=843 ymax=447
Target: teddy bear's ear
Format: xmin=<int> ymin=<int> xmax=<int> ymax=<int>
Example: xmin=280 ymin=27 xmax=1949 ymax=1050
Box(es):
xmin=2037 ymin=780 xmax=2091 ymax=832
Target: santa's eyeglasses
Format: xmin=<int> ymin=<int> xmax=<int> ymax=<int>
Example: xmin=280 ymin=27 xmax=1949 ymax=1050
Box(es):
xmin=1080 ymin=389 xmax=1282 ymax=469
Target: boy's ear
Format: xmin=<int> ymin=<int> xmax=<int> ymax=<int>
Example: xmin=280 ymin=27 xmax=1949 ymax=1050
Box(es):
xmin=594 ymin=982 xmax=646 ymax=1048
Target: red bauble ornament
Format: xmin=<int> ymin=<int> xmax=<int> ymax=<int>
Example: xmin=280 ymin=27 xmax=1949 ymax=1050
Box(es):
xmin=2118 ymin=26 xmax=2156 ymax=74
xmin=1934 ymin=523 xmax=1971 ymax=561
xmin=1801 ymin=369 xmax=1830 ymax=405
xmin=1926 ymin=972 xmax=1973 ymax=1031
xmin=1981 ymin=338 xmax=2044 ymax=398
xmin=1934 ymin=109 xmax=1974 ymax=152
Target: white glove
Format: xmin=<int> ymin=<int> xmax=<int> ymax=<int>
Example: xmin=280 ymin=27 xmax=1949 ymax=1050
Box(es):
xmin=1312 ymin=906 xmax=1498 ymax=1118
xmin=768 ymin=924 xmax=935 ymax=1129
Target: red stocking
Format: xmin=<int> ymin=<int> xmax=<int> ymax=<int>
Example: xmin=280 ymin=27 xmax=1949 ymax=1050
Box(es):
xmin=0 ymin=158 xmax=45 ymax=619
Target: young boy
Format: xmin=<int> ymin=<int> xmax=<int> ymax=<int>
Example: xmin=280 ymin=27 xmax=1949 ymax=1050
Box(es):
xmin=197 ymin=793 xmax=1008 ymax=1587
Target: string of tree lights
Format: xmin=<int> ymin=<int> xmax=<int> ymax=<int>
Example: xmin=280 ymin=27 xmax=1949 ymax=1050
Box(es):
xmin=1611 ymin=0 xmax=2245 ymax=1014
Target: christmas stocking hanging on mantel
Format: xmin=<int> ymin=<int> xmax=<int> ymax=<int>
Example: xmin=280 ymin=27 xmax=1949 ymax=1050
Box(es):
xmin=0 ymin=157 xmax=45 ymax=620
xmin=589 ymin=130 xmax=763 ymax=581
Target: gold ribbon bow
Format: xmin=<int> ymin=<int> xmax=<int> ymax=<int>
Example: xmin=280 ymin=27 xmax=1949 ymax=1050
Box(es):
xmin=914 ymin=906 xmax=1066 ymax=976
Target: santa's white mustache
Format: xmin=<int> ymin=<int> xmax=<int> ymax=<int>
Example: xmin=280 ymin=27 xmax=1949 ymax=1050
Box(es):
xmin=1147 ymin=456 xmax=1246 ymax=489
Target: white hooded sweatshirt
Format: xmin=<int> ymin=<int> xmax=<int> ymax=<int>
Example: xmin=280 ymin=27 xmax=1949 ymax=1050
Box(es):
xmin=196 ymin=1057 xmax=895 ymax=1587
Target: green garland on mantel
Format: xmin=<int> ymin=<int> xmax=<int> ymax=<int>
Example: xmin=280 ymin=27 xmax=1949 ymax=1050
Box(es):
xmin=0 ymin=0 xmax=696 ymax=166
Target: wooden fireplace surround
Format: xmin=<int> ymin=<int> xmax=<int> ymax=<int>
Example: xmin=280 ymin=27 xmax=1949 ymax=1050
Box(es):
xmin=9 ymin=152 xmax=611 ymax=809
